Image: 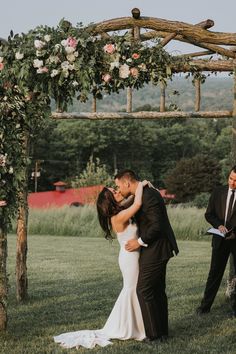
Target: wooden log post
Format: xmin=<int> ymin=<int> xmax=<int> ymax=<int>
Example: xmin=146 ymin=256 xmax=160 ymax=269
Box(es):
xmin=92 ymin=96 xmax=97 ymax=113
xmin=194 ymin=78 xmax=201 ymax=112
xmin=16 ymin=133 xmax=29 ymax=302
xmin=160 ymin=82 xmax=166 ymax=112
xmin=0 ymin=208 xmax=7 ymax=331
xmin=227 ymin=69 xmax=236 ymax=296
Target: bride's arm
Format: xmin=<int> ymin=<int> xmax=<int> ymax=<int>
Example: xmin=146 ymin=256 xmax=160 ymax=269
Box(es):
xmin=120 ymin=195 xmax=134 ymax=208
xmin=114 ymin=182 xmax=143 ymax=224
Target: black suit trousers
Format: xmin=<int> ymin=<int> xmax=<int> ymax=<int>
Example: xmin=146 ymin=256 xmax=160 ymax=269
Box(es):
xmin=137 ymin=259 xmax=169 ymax=339
xmin=201 ymin=239 xmax=236 ymax=311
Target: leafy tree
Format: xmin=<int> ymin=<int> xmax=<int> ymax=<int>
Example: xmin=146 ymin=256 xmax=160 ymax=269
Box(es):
xmin=164 ymin=154 xmax=222 ymax=202
xmin=71 ymin=155 xmax=113 ymax=187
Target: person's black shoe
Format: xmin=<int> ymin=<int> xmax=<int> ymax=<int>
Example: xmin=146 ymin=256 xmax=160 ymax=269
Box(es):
xmin=196 ymin=306 xmax=210 ymax=315
xmin=142 ymin=335 xmax=168 ymax=344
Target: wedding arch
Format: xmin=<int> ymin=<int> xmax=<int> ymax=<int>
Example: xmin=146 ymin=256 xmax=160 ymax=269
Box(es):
xmin=1 ymin=7 xmax=236 ymax=330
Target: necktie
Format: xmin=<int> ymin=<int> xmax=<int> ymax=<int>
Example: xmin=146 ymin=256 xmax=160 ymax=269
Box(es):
xmin=226 ymin=190 xmax=235 ymax=222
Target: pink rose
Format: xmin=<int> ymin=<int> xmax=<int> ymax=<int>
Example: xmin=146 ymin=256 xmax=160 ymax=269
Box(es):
xmin=130 ymin=67 xmax=139 ymax=78
xmin=67 ymin=37 xmax=78 ymax=48
xmin=103 ymin=44 xmax=116 ymax=54
xmin=0 ymin=62 xmax=4 ymax=70
xmin=37 ymin=66 xmax=48 ymax=74
xmin=132 ymin=53 xmax=140 ymax=60
xmin=102 ymin=73 xmax=112 ymax=83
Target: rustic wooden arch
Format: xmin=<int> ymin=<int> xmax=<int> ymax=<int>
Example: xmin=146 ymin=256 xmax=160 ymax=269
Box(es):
xmin=1 ymin=8 xmax=236 ymax=331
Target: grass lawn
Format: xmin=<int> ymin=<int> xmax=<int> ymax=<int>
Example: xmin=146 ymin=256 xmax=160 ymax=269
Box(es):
xmin=1 ymin=236 xmax=235 ymax=354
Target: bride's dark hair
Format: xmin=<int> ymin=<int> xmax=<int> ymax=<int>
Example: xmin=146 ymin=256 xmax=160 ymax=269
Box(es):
xmin=97 ymin=187 xmax=124 ymax=240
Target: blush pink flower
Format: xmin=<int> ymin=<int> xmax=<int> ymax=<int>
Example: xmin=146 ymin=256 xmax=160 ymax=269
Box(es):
xmin=0 ymin=62 xmax=4 ymax=70
xmin=132 ymin=53 xmax=140 ymax=60
xmin=130 ymin=67 xmax=139 ymax=78
xmin=67 ymin=37 xmax=78 ymax=48
xmin=102 ymin=73 xmax=112 ymax=83
xmin=103 ymin=44 xmax=116 ymax=54
xmin=37 ymin=66 xmax=48 ymax=74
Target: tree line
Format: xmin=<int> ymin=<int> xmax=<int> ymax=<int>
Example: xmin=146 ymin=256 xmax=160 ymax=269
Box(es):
xmin=30 ymin=112 xmax=232 ymax=203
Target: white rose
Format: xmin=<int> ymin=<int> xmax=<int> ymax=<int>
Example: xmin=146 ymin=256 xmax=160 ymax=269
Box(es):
xmin=15 ymin=52 xmax=24 ymax=60
xmin=34 ymin=40 xmax=45 ymax=50
xmin=65 ymin=46 xmax=75 ymax=54
xmin=50 ymin=69 xmax=59 ymax=77
xmin=8 ymin=167 xmax=14 ymax=174
xmin=61 ymin=39 xmax=67 ymax=47
xmin=48 ymin=56 xmax=60 ymax=64
xmin=44 ymin=34 xmax=51 ymax=42
xmin=0 ymin=57 xmax=3 ymax=63
xmin=33 ymin=59 xmax=43 ymax=68
xmin=119 ymin=64 xmax=130 ymax=79
xmin=61 ymin=61 xmax=70 ymax=70
xmin=110 ymin=61 xmax=120 ymax=70
xmin=66 ymin=53 xmax=76 ymax=62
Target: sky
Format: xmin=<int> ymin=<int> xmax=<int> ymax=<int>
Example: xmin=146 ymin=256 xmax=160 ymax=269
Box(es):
xmin=1 ymin=0 xmax=236 ymax=39
xmin=1 ymin=0 xmax=236 ymax=62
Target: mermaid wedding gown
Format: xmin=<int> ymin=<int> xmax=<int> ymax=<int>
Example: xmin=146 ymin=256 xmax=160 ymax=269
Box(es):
xmin=54 ymin=222 xmax=146 ymax=349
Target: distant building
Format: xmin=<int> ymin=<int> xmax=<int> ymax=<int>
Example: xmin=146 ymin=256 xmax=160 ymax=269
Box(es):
xmin=28 ymin=182 xmax=103 ymax=208
xmin=28 ymin=183 xmax=175 ymax=209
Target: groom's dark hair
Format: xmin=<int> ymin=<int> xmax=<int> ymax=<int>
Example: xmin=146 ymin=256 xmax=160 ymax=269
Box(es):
xmin=115 ymin=169 xmax=139 ymax=181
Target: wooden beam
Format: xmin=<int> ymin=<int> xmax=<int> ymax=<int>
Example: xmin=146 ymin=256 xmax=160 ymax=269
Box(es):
xmin=160 ymin=19 xmax=214 ymax=47
xmin=183 ymin=38 xmax=236 ymax=59
xmin=179 ymin=50 xmax=214 ymax=58
xmin=51 ymin=110 xmax=233 ymax=120
xmin=172 ymin=59 xmax=236 ymax=72
xmin=88 ymin=16 xmax=236 ymax=46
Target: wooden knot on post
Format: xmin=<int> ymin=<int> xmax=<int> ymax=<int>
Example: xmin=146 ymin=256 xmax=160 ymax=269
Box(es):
xmin=132 ymin=8 xmax=140 ymax=19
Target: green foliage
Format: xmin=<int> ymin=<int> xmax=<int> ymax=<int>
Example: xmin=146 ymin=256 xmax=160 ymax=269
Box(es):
xmin=71 ymin=155 xmax=113 ymax=187
xmin=18 ymin=204 xmax=209 ymax=241
xmin=191 ymin=192 xmax=211 ymax=209
xmin=164 ymin=155 xmax=222 ymax=202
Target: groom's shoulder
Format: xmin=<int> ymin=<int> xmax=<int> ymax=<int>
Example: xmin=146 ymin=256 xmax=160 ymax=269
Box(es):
xmin=143 ymin=186 xmax=162 ymax=200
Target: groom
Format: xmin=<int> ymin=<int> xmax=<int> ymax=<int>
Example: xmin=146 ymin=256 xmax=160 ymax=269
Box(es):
xmin=115 ymin=170 xmax=179 ymax=343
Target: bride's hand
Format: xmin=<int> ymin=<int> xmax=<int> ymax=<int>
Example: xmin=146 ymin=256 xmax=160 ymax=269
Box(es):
xmin=142 ymin=180 xmax=155 ymax=188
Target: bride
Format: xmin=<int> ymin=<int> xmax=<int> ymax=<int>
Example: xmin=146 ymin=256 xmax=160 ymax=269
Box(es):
xmin=54 ymin=181 xmax=146 ymax=349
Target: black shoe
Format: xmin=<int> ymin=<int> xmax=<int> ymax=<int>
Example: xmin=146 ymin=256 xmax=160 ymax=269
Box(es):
xmin=196 ymin=306 xmax=210 ymax=315
xmin=143 ymin=335 xmax=168 ymax=344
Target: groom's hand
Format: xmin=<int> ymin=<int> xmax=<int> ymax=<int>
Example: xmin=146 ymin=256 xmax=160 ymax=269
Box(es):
xmin=125 ymin=239 xmax=140 ymax=252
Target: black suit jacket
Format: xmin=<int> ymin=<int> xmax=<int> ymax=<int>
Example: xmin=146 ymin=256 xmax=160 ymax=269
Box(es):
xmin=135 ymin=186 xmax=179 ymax=262
xmin=205 ymin=185 xmax=236 ymax=248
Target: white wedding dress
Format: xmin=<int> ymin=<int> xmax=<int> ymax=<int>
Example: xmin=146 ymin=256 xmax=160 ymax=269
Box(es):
xmin=54 ymin=222 xmax=146 ymax=349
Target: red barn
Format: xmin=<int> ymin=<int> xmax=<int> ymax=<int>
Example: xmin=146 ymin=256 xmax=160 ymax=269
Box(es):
xmin=28 ymin=182 xmax=103 ymax=208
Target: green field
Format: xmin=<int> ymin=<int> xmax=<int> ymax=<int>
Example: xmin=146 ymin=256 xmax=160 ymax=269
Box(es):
xmin=1 ymin=236 xmax=235 ymax=354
